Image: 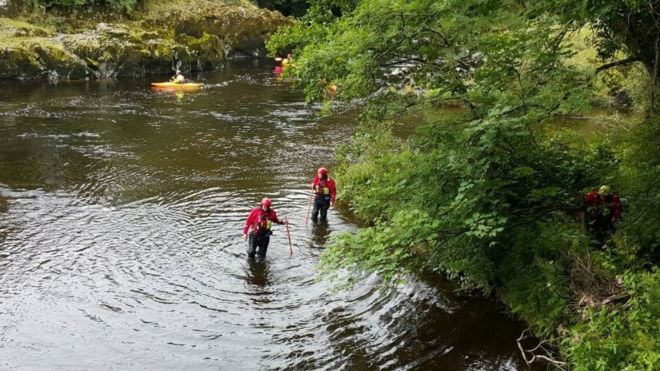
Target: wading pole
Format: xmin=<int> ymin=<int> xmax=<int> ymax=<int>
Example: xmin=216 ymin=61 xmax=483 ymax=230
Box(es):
xmin=304 ymin=191 xmax=313 ymax=225
xmin=285 ymin=217 xmax=293 ymax=257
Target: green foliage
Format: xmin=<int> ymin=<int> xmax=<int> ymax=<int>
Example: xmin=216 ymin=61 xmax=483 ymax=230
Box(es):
xmin=273 ymin=0 xmax=660 ymax=369
xmin=266 ymin=0 xmax=357 ymax=61
xmin=498 ymin=215 xmax=587 ymax=336
xmin=564 ymin=270 xmax=660 ymax=371
xmin=326 ymin=110 xmax=616 ymax=289
xmin=322 ymin=208 xmax=434 ymax=281
xmin=612 ymin=114 xmax=660 ymax=266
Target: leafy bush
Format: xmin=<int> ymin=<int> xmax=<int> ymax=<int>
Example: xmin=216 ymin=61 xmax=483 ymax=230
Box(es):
xmin=613 ymin=116 xmax=660 ymax=267
xmin=564 ymin=270 xmax=660 ymax=371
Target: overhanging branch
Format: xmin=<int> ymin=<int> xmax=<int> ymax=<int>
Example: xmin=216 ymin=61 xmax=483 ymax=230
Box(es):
xmin=594 ymin=56 xmax=642 ymax=74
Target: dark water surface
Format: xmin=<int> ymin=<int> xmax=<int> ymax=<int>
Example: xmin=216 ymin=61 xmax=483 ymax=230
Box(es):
xmin=0 ymin=60 xmax=535 ymax=370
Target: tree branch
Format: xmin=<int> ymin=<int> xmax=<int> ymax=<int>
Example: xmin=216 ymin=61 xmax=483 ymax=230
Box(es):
xmin=594 ymin=57 xmax=642 ymax=74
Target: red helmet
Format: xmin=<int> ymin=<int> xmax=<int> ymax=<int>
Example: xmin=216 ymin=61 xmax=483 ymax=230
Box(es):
xmin=318 ymin=167 xmax=328 ymax=176
xmin=261 ymin=197 xmax=272 ymax=208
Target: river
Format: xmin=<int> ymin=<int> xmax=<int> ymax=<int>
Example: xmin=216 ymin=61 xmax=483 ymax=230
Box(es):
xmin=0 ymin=60 xmax=538 ymax=370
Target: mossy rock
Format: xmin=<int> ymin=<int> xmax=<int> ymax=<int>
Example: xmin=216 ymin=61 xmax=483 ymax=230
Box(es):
xmin=0 ymin=16 xmax=53 ymax=37
xmin=0 ymin=0 xmax=290 ymax=80
xmin=0 ymin=34 xmax=87 ymax=80
xmin=177 ymin=32 xmax=225 ymax=70
xmin=30 ymin=41 xmax=88 ymax=79
xmin=144 ymin=1 xmax=290 ymax=58
xmin=59 ymin=23 xmax=170 ymax=78
xmin=0 ymin=45 xmax=43 ymax=79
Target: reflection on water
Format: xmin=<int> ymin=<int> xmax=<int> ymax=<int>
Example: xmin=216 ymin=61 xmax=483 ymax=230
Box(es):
xmin=310 ymin=220 xmax=332 ymax=248
xmin=0 ymin=60 xmax=540 ymax=370
xmin=246 ymin=260 xmax=271 ymax=287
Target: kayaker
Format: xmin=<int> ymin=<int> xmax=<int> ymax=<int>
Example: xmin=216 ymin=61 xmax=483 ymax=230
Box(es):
xmin=242 ymin=198 xmax=287 ymax=259
xmin=171 ymin=69 xmax=186 ymax=84
xmin=583 ymin=185 xmax=623 ymax=248
xmin=310 ymin=167 xmax=337 ymax=223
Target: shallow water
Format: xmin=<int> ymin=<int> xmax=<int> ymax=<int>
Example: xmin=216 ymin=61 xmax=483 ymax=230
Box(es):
xmin=0 ymin=60 xmax=537 ymax=370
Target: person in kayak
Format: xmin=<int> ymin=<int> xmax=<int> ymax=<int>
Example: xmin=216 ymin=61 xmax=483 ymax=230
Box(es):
xmin=171 ymin=69 xmax=186 ymax=84
xmin=310 ymin=167 xmax=337 ymax=223
xmin=242 ymin=198 xmax=287 ymax=259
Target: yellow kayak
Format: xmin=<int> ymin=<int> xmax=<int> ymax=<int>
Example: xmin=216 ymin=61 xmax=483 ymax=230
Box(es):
xmin=150 ymin=82 xmax=204 ymax=90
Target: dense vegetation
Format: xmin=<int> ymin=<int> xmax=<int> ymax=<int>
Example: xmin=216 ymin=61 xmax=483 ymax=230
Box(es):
xmin=268 ymin=0 xmax=659 ymax=369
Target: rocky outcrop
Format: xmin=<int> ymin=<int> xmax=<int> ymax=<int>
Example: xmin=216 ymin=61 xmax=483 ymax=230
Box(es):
xmin=0 ymin=0 xmax=289 ymax=80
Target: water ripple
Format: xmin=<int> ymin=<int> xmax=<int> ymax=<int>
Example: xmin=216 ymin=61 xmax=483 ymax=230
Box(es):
xmin=0 ymin=61 xmax=534 ymax=370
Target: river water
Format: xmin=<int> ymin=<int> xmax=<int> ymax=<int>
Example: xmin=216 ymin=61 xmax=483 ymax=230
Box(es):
xmin=0 ymin=60 xmax=536 ymax=370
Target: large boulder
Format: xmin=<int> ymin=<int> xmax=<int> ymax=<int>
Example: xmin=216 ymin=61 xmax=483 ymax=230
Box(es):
xmin=0 ymin=18 xmax=88 ymax=80
xmin=150 ymin=3 xmax=290 ymax=58
xmin=58 ymin=23 xmax=179 ymax=78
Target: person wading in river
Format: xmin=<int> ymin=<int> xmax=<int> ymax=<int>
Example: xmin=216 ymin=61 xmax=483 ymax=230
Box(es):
xmin=310 ymin=167 xmax=337 ymax=223
xmin=242 ymin=197 xmax=286 ymax=259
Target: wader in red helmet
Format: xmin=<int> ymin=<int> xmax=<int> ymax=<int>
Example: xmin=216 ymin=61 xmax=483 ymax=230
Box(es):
xmin=242 ymin=198 xmax=285 ymax=259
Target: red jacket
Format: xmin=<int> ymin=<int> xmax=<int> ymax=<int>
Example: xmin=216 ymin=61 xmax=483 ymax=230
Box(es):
xmin=584 ymin=191 xmax=622 ymax=223
xmin=242 ymin=207 xmax=283 ymax=234
xmin=311 ymin=176 xmax=336 ymax=203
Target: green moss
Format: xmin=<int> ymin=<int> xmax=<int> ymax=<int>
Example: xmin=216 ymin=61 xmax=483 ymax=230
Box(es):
xmin=177 ymin=32 xmax=225 ymax=67
xmin=0 ymin=16 xmax=54 ymax=37
xmin=0 ymin=45 xmax=43 ymax=78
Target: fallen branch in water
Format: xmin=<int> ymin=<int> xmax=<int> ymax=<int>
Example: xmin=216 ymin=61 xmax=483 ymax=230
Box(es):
xmin=516 ymin=328 xmax=568 ymax=371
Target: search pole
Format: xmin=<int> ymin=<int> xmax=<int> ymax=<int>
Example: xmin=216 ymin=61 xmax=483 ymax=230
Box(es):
xmin=285 ymin=217 xmax=293 ymax=257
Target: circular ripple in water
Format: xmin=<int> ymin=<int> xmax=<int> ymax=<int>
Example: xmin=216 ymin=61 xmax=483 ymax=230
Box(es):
xmin=0 ymin=60 xmax=535 ymax=370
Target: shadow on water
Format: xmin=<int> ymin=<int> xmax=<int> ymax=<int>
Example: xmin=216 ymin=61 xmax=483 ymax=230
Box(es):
xmin=309 ymin=220 xmax=331 ymax=248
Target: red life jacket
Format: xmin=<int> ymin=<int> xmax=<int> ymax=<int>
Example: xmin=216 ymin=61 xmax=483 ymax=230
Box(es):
xmin=256 ymin=209 xmax=273 ymax=231
xmin=243 ymin=207 xmax=281 ymax=235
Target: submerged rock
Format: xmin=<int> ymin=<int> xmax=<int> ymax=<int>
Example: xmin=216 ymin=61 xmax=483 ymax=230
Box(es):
xmin=0 ymin=0 xmax=289 ymax=81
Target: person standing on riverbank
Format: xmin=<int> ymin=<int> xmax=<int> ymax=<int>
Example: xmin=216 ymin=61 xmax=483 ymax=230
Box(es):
xmin=583 ymin=185 xmax=622 ymax=248
xmin=242 ymin=198 xmax=286 ymax=259
xmin=310 ymin=167 xmax=337 ymax=223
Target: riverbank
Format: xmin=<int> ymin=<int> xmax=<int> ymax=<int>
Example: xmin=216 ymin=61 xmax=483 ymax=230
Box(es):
xmin=322 ymin=102 xmax=659 ymax=371
xmin=0 ymin=0 xmax=289 ymax=81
